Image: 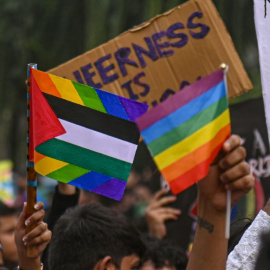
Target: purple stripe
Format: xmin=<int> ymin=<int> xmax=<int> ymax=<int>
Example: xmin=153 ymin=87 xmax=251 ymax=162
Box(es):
xmin=118 ymin=96 xmax=149 ymax=122
xmin=91 ymin=178 xmax=127 ymax=201
xmin=136 ymin=69 xmax=224 ymax=131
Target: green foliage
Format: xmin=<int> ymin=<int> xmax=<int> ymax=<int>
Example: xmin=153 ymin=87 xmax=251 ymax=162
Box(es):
xmin=0 ymin=0 xmax=261 ymax=171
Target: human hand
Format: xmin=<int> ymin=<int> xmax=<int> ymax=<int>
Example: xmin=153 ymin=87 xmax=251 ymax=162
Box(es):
xmin=15 ymin=202 xmax=52 ymax=270
xmin=146 ymin=189 xmax=181 ymax=239
xmin=197 ymin=135 xmax=254 ymax=212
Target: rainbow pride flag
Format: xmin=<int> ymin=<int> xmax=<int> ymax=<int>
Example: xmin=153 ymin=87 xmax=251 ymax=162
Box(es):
xmin=137 ymin=69 xmax=231 ymax=194
xmin=29 ymin=68 xmax=148 ymax=200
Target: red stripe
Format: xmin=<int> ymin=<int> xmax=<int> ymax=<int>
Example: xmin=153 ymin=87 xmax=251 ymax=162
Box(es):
xmin=168 ymin=141 xmax=224 ymax=194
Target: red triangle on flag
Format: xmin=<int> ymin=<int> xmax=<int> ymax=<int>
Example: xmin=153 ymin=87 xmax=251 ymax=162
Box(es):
xmin=29 ymin=68 xmax=66 ymax=161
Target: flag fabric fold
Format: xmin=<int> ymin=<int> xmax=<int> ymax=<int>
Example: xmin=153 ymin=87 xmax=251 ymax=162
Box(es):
xmin=136 ymin=69 xmax=231 ymax=194
xmin=30 ymin=68 xmax=148 ymax=200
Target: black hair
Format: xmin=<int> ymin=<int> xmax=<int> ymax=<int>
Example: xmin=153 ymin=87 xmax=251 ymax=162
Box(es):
xmin=141 ymin=236 xmax=188 ymax=270
xmin=255 ymin=230 xmax=270 ymax=270
xmin=48 ymin=203 xmax=146 ymax=270
xmin=0 ymin=201 xmax=17 ymax=217
xmin=228 ymin=218 xmax=252 ymax=255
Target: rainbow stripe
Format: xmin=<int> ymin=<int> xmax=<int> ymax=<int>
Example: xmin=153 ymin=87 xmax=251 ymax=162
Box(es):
xmin=30 ymin=69 xmax=148 ymax=200
xmin=137 ymin=69 xmax=231 ymax=194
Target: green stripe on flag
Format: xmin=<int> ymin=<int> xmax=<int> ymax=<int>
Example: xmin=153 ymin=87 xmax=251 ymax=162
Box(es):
xmin=47 ymin=164 xmax=90 ymax=183
xmin=149 ymin=96 xmax=228 ymax=156
xmin=72 ymin=81 xmax=107 ymax=113
xmin=36 ymin=139 xmax=131 ymax=181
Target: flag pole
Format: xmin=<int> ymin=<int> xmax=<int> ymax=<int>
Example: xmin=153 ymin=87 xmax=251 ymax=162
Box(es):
xmin=220 ymin=63 xmax=231 ymax=239
xmin=26 ymin=63 xmax=38 ymax=257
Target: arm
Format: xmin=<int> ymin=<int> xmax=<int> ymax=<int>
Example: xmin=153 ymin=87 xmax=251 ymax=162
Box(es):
xmin=187 ymin=135 xmax=254 ymax=270
xmin=15 ymin=202 xmax=51 ymax=270
xmin=227 ymin=198 xmax=270 ymax=269
xmin=146 ymin=189 xmax=181 ymax=239
xmin=46 ymin=182 xmax=79 ymax=231
xmin=42 ymin=182 xmax=79 ymax=268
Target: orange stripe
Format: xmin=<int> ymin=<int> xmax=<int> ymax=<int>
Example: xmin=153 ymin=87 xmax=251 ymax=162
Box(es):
xmin=34 ymin=151 xmax=45 ymax=163
xmin=169 ymin=142 xmax=224 ymax=194
xmin=161 ymin=124 xmax=231 ymax=182
xmin=32 ymin=69 xmax=61 ymax=98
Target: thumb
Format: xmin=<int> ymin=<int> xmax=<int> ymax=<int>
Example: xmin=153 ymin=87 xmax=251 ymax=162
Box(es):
xmin=17 ymin=202 xmax=27 ymax=229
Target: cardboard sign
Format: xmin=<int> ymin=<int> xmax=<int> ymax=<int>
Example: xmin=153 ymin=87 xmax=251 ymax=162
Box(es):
xmin=49 ymin=0 xmax=252 ymax=108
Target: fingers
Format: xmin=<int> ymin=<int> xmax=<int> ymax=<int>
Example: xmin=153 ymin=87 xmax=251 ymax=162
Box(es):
xmin=25 ymin=202 xmax=45 ymax=227
xmin=147 ymin=207 xmax=181 ymax=221
xmin=16 ymin=202 xmax=27 ymax=229
xmin=34 ymin=201 xmax=44 ymax=211
xmin=224 ymin=174 xmax=255 ymax=193
xmin=159 ymin=207 xmax=181 ymax=218
xmin=222 ymin=135 xmax=241 ymax=153
xmin=23 ymin=222 xmax=52 ymax=246
xmin=152 ymin=189 xmax=169 ymax=201
xmin=220 ymin=161 xmax=250 ymax=183
xmin=219 ymin=146 xmax=246 ymax=170
xmin=149 ymin=189 xmax=177 ymax=209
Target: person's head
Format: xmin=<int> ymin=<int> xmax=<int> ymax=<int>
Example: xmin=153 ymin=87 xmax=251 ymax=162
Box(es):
xmin=140 ymin=236 xmax=188 ymax=270
xmin=255 ymin=230 xmax=270 ymax=270
xmin=228 ymin=218 xmax=252 ymax=255
xmin=0 ymin=201 xmax=18 ymax=263
xmin=48 ymin=203 xmax=146 ymax=270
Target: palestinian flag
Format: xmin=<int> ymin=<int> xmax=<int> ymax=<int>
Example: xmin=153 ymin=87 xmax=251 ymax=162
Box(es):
xmin=29 ymin=68 xmax=148 ymax=200
xmin=137 ymin=69 xmax=231 ymax=194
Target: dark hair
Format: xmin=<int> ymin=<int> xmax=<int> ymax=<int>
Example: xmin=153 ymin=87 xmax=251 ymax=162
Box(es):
xmin=0 ymin=201 xmax=17 ymax=217
xmin=141 ymin=236 xmax=188 ymax=270
xmin=228 ymin=218 xmax=252 ymax=254
xmin=48 ymin=203 xmax=146 ymax=270
xmin=255 ymin=230 xmax=270 ymax=270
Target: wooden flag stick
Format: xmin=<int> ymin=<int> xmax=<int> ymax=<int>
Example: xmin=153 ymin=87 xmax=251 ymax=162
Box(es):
xmin=26 ymin=63 xmax=38 ymax=257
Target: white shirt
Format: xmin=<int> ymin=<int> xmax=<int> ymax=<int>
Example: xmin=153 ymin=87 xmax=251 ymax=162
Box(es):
xmin=226 ymin=210 xmax=270 ymax=270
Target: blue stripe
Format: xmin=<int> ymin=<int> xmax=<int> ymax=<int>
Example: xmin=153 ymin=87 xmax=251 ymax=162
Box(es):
xmin=27 ymin=180 xmax=37 ymax=187
xmin=95 ymin=88 xmax=129 ymax=120
xmin=27 ymin=137 xmax=30 ymax=143
xmin=69 ymin=171 xmax=113 ymax=190
xmin=27 ymin=110 xmax=30 ymax=117
xmin=141 ymin=81 xmax=226 ymax=144
xmin=27 ymin=161 xmax=34 ymax=168
xmin=27 ymin=93 xmax=30 ymax=100
xmin=27 ymin=64 xmax=37 ymax=76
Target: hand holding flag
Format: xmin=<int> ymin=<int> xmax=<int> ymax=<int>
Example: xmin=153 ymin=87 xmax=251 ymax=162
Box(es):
xmin=197 ymin=135 xmax=254 ymax=212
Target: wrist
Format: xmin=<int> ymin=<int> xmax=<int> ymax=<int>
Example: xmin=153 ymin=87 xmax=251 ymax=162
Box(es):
xmin=14 ymin=263 xmax=43 ymax=270
xmin=197 ymin=194 xmax=226 ymax=233
xmin=17 ymin=256 xmax=42 ymax=270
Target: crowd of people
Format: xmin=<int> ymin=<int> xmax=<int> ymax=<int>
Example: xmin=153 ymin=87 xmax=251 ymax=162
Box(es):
xmin=1 ymin=134 xmax=270 ymax=270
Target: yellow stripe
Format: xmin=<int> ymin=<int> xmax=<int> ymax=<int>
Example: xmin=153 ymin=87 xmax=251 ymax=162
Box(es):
xmin=49 ymin=74 xmax=84 ymax=106
xmin=245 ymin=188 xmax=256 ymax=219
xmin=35 ymin=156 xmax=68 ymax=175
xmin=154 ymin=109 xmax=230 ymax=169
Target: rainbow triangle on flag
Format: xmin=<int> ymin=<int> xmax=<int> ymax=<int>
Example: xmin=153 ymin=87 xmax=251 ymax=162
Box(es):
xmin=136 ymin=69 xmax=231 ymax=194
xmin=29 ymin=68 xmax=148 ymax=200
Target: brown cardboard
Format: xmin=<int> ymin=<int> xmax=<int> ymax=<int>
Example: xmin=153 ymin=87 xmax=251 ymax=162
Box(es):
xmin=49 ymin=0 xmax=252 ymax=109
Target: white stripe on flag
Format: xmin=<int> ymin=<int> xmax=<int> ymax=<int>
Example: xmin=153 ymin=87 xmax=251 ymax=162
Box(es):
xmin=254 ymin=0 xmax=270 ymax=146
xmin=56 ymin=119 xmax=137 ymax=163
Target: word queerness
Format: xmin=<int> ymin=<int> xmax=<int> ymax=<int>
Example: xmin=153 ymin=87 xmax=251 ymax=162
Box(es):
xmin=73 ymin=11 xmax=210 ymax=106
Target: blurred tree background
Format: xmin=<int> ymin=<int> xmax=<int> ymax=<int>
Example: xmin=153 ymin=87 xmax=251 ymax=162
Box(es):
xmin=0 ymin=0 xmax=261 ymax=173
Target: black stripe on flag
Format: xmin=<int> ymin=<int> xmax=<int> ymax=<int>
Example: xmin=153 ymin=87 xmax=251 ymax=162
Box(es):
xmin=43 ymin=93 xmax=140 ymax=144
